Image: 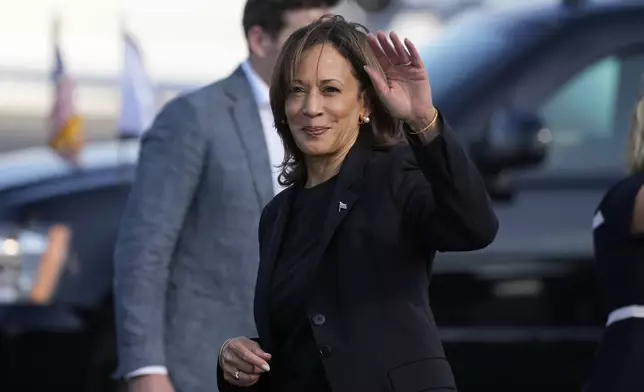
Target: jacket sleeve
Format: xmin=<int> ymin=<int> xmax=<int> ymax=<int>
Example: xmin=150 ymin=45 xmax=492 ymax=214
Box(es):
xmin=112 ymin=96 xmax=208 ymax=377
xmin=391 ymin=112 xmax=498 ymax=252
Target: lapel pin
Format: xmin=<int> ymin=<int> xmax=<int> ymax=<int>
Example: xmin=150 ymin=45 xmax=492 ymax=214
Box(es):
xmin=338 ymin=201 xmax=347 ymax=212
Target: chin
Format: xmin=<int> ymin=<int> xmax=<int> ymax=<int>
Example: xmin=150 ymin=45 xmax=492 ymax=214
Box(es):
xmin=295 ymin=138 xmax=332 ymax=157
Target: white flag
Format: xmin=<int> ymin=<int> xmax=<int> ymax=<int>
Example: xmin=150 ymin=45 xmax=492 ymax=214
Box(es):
xmin=119 ymin=32 xmax=156 ymax=138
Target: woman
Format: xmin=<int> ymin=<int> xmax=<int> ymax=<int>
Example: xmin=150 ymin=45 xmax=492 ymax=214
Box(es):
xmin=583 ymin=94 xmax=644 ymax=392
xmin=217 ymin=15 xmax=498 ymax=392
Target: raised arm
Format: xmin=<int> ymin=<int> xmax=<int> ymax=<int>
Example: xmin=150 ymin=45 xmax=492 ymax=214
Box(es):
xmin=363 ymin=31 xmax=497 ymax=252
xmin=394 ymin=115 xmax=498 ymax=252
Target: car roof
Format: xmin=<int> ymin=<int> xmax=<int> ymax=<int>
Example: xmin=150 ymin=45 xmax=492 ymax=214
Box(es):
xmin=0 ymin=140 xmax=140 ymax=192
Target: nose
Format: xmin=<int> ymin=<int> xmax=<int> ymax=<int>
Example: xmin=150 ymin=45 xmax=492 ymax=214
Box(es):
xmin=302 ymin=91 xmax=323 ymax=118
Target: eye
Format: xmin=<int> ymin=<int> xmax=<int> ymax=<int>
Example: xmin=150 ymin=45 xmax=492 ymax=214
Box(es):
xmin=323 ymin=86 xmax=340 ymax=94
xmin=289 ymin=86 xmax=305 ymax=94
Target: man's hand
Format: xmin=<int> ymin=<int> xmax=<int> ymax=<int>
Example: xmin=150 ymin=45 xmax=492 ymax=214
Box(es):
xmin=128 ymin=374 xmax=175 ymax=392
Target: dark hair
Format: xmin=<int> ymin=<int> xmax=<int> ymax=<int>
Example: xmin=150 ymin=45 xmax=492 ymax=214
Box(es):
xmin=270 ymin=14 xmax=405 ymax=187
xmin=242 ymin=0 xmax=341 ymax=38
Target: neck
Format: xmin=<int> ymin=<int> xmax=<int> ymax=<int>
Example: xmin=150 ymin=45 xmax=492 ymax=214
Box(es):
xmin=304 ymin=140 xmax=356 ymax=188
xmin=247 ymin=56 xmax=271 ymax=86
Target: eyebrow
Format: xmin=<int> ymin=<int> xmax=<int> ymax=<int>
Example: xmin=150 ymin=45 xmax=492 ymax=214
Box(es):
xmin=293 ymin=78 xmax=344 ymax=86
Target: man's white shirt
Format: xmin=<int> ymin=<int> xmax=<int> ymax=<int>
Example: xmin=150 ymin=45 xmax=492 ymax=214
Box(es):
xmin=125 ymin=61 xmax=284 ymax=380
xmin=241 ymin=61 xmax=285 ymax=196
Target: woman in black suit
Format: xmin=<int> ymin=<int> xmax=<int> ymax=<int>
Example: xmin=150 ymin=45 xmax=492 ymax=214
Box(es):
xmin=583 ymin=94 xmax=644 ymax=392
xmin=217 ymin=15 xmax=498 ymax=392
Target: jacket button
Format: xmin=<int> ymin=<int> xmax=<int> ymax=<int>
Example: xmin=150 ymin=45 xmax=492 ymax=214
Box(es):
xmin=319 ymin=344 xmax=333 ymax=358
xmin=311 ymin=314 xmax=326 ymax=326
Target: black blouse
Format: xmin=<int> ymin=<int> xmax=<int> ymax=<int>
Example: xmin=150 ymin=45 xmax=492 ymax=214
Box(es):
xmin=268 ymin=176 xmax=338 ymax=392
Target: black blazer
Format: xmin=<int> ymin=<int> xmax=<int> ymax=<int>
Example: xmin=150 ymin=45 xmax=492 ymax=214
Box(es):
xmin=218 ymin=118 xmax=498 ymax=392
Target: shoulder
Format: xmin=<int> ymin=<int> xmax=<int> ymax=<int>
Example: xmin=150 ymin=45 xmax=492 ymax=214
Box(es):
xmin=260 ymin=186 xmax=296 ymax=226
xmin=600 ymin=174 xmax=644 ymax=211
xmin=150 ymin=70 xmax=243 ymax=135
xmin=366 ymin=143 xmax=416 ymax=172
xmin=172 ymin=78 xmax=231 ymax=114
xmin=595 ymin=174 xmax=644 ymax=233
xmin=362 ymin=143 xmax=421 ymax=189
xmin=163 ymin=66 xmax=245 ymax=116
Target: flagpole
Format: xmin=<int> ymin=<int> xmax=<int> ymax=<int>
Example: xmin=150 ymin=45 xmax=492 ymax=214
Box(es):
xmin=117 ymin=13 xmax=124 ymax=169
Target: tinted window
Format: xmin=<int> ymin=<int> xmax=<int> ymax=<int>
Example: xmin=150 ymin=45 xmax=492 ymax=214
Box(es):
xmin=420 ymin=11 xmax=545 ymax=101
xmin=18 ymin=184 xmax=130 ymax=305
xmin=537 ymin=53 xmax=644 ymax=174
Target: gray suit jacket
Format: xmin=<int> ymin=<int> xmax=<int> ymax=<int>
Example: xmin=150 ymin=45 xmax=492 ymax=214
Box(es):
xmin=113 ymin=66 xmax=273 ymax=392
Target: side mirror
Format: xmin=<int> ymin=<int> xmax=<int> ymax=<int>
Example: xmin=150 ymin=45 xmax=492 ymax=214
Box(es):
xmin=471 ymin=110 xmax=552 ymax=175
xmin=0 ymin=223 xmax=72 ymax=305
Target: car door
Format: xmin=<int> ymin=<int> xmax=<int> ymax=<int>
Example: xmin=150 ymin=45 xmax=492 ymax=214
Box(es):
xmin=429 ymin=9 xmax=644 ymax=391
xmin=6 ymin=178 xmax=132 ymax=308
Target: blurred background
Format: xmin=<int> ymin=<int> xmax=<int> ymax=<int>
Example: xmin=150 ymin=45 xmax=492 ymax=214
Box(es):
xmin=1 ymin=0 xmax=643 ymax=391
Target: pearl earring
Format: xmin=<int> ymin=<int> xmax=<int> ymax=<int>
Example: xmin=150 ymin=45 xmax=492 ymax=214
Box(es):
xmin=363 ymin=116 xmax=370 ymax=123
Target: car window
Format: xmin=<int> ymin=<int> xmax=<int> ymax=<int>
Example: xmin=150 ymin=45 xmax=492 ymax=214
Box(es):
xmin=536 ymin=53 xmax=644 ymax=175
xmin=421 ymin=11 xmax=543 ymax=103
xmin=16 ymin=184 xmax=130 ymax=306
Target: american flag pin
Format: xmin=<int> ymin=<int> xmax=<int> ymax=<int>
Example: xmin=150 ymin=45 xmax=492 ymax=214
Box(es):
xmin=338 ymin=201 xmax=347 ymax=212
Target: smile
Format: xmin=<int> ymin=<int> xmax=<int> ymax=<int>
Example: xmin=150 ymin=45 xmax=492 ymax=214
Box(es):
xmin=301 ymin=126 xmax=330 ymax=136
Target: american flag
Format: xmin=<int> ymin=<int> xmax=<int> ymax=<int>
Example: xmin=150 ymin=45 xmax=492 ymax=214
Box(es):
xmin=48 ymin=18 xmax=83 ymax=165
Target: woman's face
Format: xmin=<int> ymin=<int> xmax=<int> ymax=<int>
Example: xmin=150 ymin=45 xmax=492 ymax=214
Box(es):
xmin=285 ymin=44 xmax=369 ymax=158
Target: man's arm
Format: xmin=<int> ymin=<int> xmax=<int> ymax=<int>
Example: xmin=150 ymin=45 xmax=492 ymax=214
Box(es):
xmin=113 ymin=96 xmax=207 ymax=378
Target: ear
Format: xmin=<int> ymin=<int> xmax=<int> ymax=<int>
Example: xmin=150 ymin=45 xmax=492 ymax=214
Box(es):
xmin=359 ymin=91 xmax=373 ymax=120
xmin=247 ymin=25 xmax=269 ymax=58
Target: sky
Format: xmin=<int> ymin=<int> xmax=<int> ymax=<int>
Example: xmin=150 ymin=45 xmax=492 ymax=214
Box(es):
xmin=0 ymin=0 xmax=249 ymax=83
xmin=0 ymin=0 xmax=447 ymax=117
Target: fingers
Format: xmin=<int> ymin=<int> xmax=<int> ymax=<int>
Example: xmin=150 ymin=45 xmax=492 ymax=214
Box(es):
xmin=225 ymin=338 xmax=271 ymax=372
xmin=367 ymin=33 xmax=391 ymax=69
xmin=389 ymin=32 xmax=410 ymax=65
xmin=222 ymin=365 xmax=260 ymax=387
xmin=377 ymin=31 xmax=400 ymax=65
xmin=231 ymin=342 xmax=271 ymax=372
xmin=248 ymin=344 xmax=273 ymax=362
xmin=219 ymin=337 xmax=270 ymax=387
xmin=363 ymin=65 xmax=389 ymax=97
xmin=368 ymin=31 xmax=424 ymax=69
xmin=222 ymin=349 xmax=256 ymax=374
xmin=403 ymin=37 xmax=424 ymax=68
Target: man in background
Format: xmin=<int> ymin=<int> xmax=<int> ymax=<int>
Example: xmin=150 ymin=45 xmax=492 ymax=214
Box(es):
xmin=112 ymin=1 xmax=339 ymax=391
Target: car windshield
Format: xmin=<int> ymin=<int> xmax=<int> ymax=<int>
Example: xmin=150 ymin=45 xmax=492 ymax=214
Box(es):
xmin=420 ymin=11 xmax=536 ymax=102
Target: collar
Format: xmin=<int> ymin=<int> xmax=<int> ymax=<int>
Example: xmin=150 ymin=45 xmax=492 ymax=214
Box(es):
xmin=241 ymin=60 xmax=270 ymax=108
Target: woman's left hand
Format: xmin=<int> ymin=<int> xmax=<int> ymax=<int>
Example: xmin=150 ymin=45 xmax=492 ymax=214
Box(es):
xmin=364 ymin=31 xmax=436 ymax=128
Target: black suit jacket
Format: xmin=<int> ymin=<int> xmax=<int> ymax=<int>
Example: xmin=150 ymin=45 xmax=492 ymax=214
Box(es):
xmin=218 ymin=118 xmax=498 ymax=392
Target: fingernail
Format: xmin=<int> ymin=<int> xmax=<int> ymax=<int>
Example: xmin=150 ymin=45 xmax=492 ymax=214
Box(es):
xmin=261 ymin=364 xmax=271 ymax=372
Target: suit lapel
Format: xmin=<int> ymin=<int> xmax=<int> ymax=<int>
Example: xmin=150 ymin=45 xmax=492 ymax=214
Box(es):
xmin=253 ymin=142 xmax=372 ymax=350
xmin=225 ymin=66 xmax=274 ymax=208
xmin=253 ymin=187 xmax=296 ymax=352
xmin=313 ymin=142 xmax=371 ymax=269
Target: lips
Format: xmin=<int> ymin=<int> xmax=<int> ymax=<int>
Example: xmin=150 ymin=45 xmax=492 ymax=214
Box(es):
xmin=301 ymin=126 xmax=330 ymax=136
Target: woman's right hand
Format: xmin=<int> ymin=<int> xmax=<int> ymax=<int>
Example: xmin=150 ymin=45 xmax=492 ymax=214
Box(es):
xmin=219 ymin=336 xmax=272 ymax=387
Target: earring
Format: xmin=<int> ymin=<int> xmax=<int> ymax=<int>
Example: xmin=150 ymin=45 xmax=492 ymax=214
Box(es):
xmin=363 ymin=116 xmax=370 ymax=124
xmin=359 ymin=116 xmax=371 ymax=125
